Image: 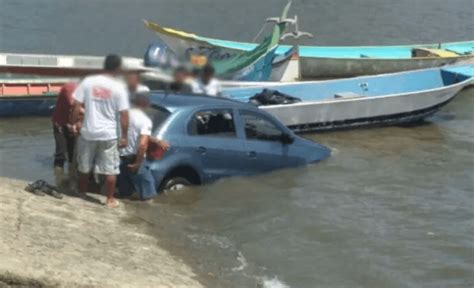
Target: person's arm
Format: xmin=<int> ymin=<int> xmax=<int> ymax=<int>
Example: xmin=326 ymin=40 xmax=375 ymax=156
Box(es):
xmin=190 ymin=80 xmax=201 ymax=94
xmin=69 ymin=101 xmax=84 ymax=135
xmin=69 ymin=82 xmax=85 ymax=135
xmin=66 ymin=83 xmax=78 ymax=106
xmin=70 ymin=100 xmax=82 ymax=125
xmin=127 ymin=134 xmax=149 ymax=173
xmin=118 ymin=110 xmax=129 ymax=149
xmin=117 ymin=85 xmax=130 ymax=149
xmin=149 ymin=137 xmax=170 ymax=151
xmin=215 ymin=80 xmax=223 ymax=97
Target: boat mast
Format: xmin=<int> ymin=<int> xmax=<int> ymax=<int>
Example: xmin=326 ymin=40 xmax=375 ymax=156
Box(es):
xmin=280 ymin=15 xmax=314 ymax=80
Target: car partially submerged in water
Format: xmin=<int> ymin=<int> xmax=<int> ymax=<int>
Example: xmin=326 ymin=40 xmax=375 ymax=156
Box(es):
xmin=140 ymin=92 xmax=331 ymax=192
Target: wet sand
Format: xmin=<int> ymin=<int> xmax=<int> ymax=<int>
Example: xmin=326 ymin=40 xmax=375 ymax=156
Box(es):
xmin=0 ymin=177 xmax=203 ymax=288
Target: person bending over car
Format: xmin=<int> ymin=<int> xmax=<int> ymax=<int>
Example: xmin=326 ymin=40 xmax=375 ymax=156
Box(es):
xmin=118 ymin=92 xmax=150 ymax=199
xmin=70 ymin=54 xmax=129 ymax=208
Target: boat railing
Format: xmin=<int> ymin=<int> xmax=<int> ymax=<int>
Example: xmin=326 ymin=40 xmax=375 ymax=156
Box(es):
xmin=0 ymin=53 xmax=144 ymax=70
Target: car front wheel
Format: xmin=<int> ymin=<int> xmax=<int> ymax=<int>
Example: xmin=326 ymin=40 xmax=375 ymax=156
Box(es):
xmin=162 ymin=177 xmax=192 ymax=192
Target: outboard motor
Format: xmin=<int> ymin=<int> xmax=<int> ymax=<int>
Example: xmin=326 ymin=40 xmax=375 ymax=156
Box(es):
xmin=143 ymin=42 xmax=179 ymax=69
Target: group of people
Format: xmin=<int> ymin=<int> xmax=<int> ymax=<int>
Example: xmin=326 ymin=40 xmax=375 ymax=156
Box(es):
xmin=52 ymin=54 xmax=222 ymax=208
xmin=168 ymin=63 xmax=223 ymax=96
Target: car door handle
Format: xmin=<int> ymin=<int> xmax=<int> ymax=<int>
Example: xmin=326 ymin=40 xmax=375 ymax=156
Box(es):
xmin=247 ymin=151 xmax=257 ymax=158
xmin=196 ymin=146 xmax=207 ymax=154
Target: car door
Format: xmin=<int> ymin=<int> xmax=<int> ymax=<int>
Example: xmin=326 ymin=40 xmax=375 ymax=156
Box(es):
xmin=186 ymin=108 xmax=248 ymax=181
xmin=238 ymin=109 xmax=302 ymax=173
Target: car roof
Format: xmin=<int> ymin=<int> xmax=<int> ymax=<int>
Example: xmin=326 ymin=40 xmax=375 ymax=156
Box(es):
xmin=148 ymin=91 xmax=259 ymax=112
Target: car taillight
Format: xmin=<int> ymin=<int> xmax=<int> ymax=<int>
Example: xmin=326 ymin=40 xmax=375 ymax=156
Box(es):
xmin=147 ymin=142 xmax=167 ymax=160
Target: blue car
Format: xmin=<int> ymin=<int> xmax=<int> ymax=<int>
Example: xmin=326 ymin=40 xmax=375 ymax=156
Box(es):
xmin=138 ymin=92 xmax=331 ymax=194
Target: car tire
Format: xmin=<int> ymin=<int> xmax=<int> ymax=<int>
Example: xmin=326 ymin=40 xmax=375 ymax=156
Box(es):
xmin=162 ymin=177 xmax=192 ymax=192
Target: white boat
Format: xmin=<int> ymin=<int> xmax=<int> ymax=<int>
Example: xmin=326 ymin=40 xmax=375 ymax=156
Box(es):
xmin=223 ymin=65 xmax=474 ymax=132
xmin=0 ymin=51 xmax=298 ymax=85
xmin=0 ymin=52 xmax=171 ymax=81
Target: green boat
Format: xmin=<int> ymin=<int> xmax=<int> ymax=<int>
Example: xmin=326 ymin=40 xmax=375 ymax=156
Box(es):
xmin=144 ymin=15 xmax=474 ymax=78
xmin=144 ymin=1 xmax=293 ymax=81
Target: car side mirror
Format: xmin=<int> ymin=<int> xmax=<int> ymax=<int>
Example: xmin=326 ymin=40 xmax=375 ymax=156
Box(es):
xmin=280 ymin=132 xmax=294 ymax=144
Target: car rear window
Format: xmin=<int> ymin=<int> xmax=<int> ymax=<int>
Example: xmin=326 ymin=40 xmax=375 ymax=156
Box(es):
xmin=145 ymin=105 xmax=171 ymax=132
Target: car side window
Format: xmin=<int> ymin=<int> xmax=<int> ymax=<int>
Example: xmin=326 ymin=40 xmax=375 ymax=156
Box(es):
xmin=145 ymin=106 xmax=171 ymax=133
xmin=240 ymin=111 xmax=284 ymax=142
xmin=188 ymin=109 xmax=237 ymax=138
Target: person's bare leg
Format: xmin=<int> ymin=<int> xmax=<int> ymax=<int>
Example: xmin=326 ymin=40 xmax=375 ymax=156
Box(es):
xmin=104 ymin=174 xmax=119 ymax=208
xmin=78 ymin=172 xmax=89 ymax=194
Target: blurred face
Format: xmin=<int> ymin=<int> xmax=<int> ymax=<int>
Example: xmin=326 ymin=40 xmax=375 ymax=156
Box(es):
xmin=174 ymin=71 xmax=187 ymax=84
xmin=112 ymin=66 xmax=123 ymax=76
xmin=134 ymin=95 xmax=150 ymax=109
xmin=126 ymin=73 xmax=140 ymax=92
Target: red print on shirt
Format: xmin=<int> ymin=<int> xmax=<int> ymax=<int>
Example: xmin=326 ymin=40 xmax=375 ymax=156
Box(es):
xmin=92 ymin=87 xmax=112 ymax=99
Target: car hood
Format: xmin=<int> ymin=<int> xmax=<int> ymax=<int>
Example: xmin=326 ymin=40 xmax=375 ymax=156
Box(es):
xmin=294 ymin=136 xmax=331 ymax=163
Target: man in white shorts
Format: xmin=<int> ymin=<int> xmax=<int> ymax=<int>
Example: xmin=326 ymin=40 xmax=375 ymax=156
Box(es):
xmin=70 ymin=54 xmax=129 ymax=208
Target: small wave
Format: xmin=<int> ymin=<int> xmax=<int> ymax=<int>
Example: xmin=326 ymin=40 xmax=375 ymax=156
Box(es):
xmin=231 ymin=251 xmax=248 ymax=272
xmin=187 ymin=233 xmax=233 ymax=250
xmin=261 ymin=276 xmax=290 ymax=288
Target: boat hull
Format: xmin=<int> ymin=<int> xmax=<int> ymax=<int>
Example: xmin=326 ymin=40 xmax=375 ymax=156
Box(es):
xmin=300 ymin=56 xmax=470 ymax=78
xmin=221 ymin=47 xmax=277 ymax=81
xmin=0 ymin=96 xmax=56 ymax=117
xmin=150 ymin=27 xmax=474 ymax=78
xmin=0 ymin=53 xmax=171 ymax=81
xmin=155 ymin=29 xmax=287 ymax=81
xmin=261 ymin=83 xmax=467 ymax=132
xmin=159 ymin=35 xmax=473 ymax=78
xmin=269 ymin=47 xmax=298 ymax=81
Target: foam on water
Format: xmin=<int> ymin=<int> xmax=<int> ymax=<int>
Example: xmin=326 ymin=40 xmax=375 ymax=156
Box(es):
xmin=261 ymin=276 xmax=291 ymax=288
xmin=231 ymin=251 xmax=248 ymax=272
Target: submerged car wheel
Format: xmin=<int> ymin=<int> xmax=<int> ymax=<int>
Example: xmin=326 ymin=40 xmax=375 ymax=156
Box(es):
xmin=163 ymin=177 xmax=192 ymax=192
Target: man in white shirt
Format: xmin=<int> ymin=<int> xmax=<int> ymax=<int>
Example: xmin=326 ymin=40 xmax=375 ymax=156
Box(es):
xmin=191 ymin=64 xmax=222 ymax=96
xmin=117 ymin=92 xmax=151 ymax=197
xmin=71 ymin=54 xmax=129 ymax=208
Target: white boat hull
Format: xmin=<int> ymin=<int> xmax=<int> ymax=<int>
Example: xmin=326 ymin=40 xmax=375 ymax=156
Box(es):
xmin=0 ymin=52 xmax=172 ymax=81
xmin=261 ymin=82 xmax=469 ymax=132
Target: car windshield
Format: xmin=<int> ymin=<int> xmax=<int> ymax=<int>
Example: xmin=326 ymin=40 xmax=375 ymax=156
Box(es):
xmin=145 ymin=105 xmax=171 ymax=132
